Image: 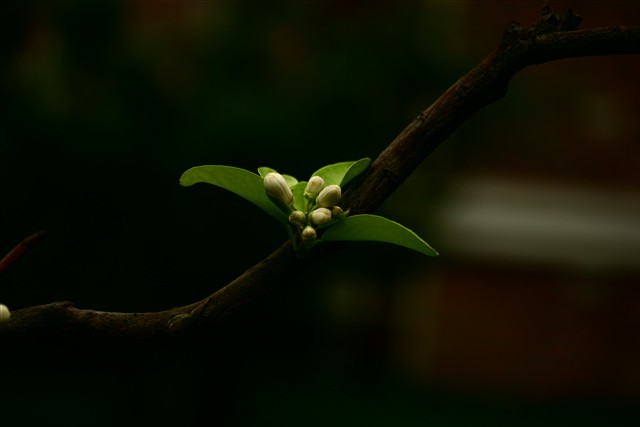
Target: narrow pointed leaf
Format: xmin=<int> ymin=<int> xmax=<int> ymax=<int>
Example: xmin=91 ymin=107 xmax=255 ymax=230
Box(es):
xmin=180 ymin=165 xmax=287 ymax=223
xmin=311 ymin=158 xmax=370 ymax=188
xmin=320 ymin=214 xmax=438 ymax=256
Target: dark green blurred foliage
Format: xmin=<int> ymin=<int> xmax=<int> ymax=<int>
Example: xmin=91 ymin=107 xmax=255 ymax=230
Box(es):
xmin=2 ymin=2 xmax=640 ymax=426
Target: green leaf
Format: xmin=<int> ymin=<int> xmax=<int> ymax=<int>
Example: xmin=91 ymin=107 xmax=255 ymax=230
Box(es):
xmin=339 ymin=158 xmax=370 ymax=188
xmin=282 ymin=174 xmax=298 ymax=187
xmin=258 ymin=167 xmax=298 ymax=187
xmin=290 ymin=181 xmax=308 ymax=212
xmin=311 ymin=158 xmax=370 ymax=188
xmin=180 ymin=165 xmax=287 ymax=223
xmin=320 ymin=214 xmax=438 ymax=256
xmin=257 ymin=167 xmax=276 ymax=178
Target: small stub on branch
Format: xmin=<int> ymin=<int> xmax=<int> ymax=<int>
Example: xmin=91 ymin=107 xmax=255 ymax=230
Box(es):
xmin=501 ymin=4 xmax=582 ymax=46
xmin=559 ymin=9 xmax=582 ymax=32
xmin=535 ymin=3 xmax=562 ymax=35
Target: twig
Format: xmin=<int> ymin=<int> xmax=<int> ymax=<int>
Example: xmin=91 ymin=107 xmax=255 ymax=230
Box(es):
xmin=0 ymin=230 xmax=46 ymax=276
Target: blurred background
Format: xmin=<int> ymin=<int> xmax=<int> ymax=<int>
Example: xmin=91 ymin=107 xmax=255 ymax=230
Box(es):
xmin=1 ymin=1 xmax=640 ymax=425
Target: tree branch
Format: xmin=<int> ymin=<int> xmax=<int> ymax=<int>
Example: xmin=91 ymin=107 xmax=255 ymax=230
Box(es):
xmin=0 ymin=241 xmax=298 ymax=340
xmin=2 ymin=9 xmax=640 ymax=340
xmin=344 ymin=24 xmax=640 ymax=214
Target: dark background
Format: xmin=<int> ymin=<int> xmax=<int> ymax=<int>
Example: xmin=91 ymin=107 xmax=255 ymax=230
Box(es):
xmin=2 ymin=2 xmax=640 ymax=425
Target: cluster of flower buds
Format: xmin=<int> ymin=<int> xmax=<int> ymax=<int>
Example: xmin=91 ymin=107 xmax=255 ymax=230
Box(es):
xmin=263 ymin=172 xmax=345 ymax=248
xmin=0 ymin=304 xmax=10 ymax=323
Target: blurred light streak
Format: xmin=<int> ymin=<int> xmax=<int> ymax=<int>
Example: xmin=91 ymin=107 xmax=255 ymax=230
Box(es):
xmin=433 ymin=175 xmax=640 ymax=270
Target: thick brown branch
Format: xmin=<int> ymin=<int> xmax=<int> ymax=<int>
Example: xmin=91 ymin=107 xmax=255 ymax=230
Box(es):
xmin=2 ymin=15 xmax=640 ymax=340
xmin=343 ymin=25 xmax=640 ymax=214
xmin=1 ymin=241 xmax=297 ymax=340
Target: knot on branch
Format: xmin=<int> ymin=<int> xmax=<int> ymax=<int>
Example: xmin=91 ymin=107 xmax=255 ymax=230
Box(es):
xmin=557 ymin=9 xmax=582 ymax=32
xmin=500 ymin=4 xmax=582 ymax=47
xmin=535 ymin=4 xmax=582 ymax=34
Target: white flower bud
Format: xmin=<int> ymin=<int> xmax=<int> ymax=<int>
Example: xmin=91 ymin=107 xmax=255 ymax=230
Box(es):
xmin=316 ymin=184 xmax=341 ymax=208
xmin=304 ymin=176 xmax=325 ymax=198
xmin=330 ymin=206 xmax=344 ymax=219
xmin=301 ymin=226 xmax=317 ymax=243
xmin=289 ymin=210 xmax=306 ymax=229
xmin=0 ymin=304 xmax=10 ymax=323
xmin=309 ymin=207 xmax=332 ymax=226
xmin=264 ymin=172 xmax=293 ymax=206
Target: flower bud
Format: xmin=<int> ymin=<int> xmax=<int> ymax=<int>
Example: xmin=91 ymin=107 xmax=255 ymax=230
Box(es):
xmin=309 ymin=207 xmax=332 ymax=226
xmin=316 ymin=184 xmax=341 ymax=208
xmin=304 ymin=176 xmax=325 ymax=198
xmin=330 ymin=206 xmax=344 ymax=219
xmin=264 ymin=172 xmax=293 ymax=206
xmin=289 ymin=210 xmax=306 ymax=229
xmin=0 ymin=304 xmax=10 ymax=323
xmin=301 ymin=226 xmax=317 ymax=243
